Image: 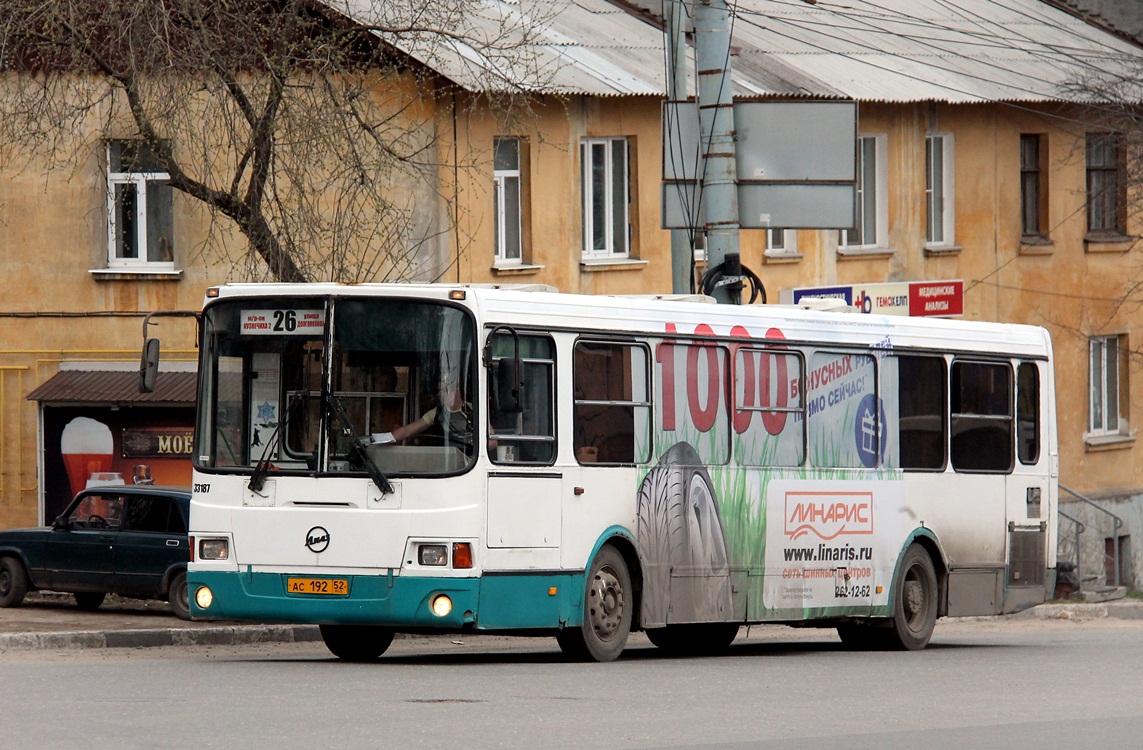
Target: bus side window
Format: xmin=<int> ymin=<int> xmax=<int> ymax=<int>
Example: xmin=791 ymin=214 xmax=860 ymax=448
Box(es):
xmin=487 ymin=334 xmax=556 ymax=464
xmin=573 ymin=341 xmax=650 ymax=465
xmin=897 ymin=355 xmax=947 ymax=471
xmin=1016 ymin=362 xmax=1040 ymax=465
xmin=951 ymin=361 xmax=1013 ymax=473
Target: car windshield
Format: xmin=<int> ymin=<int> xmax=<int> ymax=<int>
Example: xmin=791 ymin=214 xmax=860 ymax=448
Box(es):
xmin=195 ymin=296 xmax=477 ymax=477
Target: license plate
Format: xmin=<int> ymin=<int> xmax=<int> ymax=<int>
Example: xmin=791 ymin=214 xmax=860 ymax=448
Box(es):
xmin=287 ymin=577 xmax=348 ymax=595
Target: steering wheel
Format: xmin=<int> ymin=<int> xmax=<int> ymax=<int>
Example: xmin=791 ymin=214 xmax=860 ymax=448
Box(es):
xmin=87 ymin=514 xmax=107 ymax=528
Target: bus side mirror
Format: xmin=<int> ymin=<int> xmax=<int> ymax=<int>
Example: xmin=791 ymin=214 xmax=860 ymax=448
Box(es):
xmin=140 ymin=338 xmax=160 ymax=393
xmin=494 ymin=357 xmax=524 ymax=414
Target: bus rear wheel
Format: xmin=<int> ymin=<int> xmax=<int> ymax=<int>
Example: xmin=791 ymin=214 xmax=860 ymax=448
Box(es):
xmin=646 ymin=623 xmax=739 ymax=656
xmin=836 ymin=622 xmax=888 ymax=650
xmin=557 ymin=545 xmax=632 ymax=662
xmin=886 ymin=545 xmax=938 ymax=650
xmin=320 ymin=624 xmax=395 ymax=662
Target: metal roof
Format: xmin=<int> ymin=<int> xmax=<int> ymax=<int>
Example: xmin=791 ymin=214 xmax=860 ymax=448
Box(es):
xmin=27 ymin=370 xmax=197 ymax=406
xmin=324 ymin=0 xmax=1143 ymax=102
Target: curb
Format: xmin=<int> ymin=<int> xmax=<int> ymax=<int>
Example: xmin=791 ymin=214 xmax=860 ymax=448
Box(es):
xmin=0 ymin=624 xmax=321 ymax=653
xmin=1012 ymin=600 xmax=1143 ymax=621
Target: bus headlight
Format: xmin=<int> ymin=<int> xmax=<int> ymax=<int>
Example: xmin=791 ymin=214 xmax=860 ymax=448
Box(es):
xmin=194 ymin=586 xmax=214 ymax=610
xmin=199 ymin=538 xmax=229 ymax=560
xmin=430 ymin=594 xmax=453 ymax=617
xmin=418 ymin=544 xmax=448 ymax=566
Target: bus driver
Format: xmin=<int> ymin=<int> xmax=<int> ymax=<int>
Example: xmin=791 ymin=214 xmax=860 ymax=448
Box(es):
xmin=366 ymin=374 xmax=472 ymax=447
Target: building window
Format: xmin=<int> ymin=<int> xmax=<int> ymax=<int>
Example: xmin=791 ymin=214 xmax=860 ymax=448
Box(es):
xmin=581 ymin=137 xmax=629 ymax=259
xmin=1020 ymin=134 xmax=1048 ymax=238
xmin=764 ymin=228 xmax=798 ymax=258
xmin=839 ymin=135 xmax=887 ymax=250
xmin=925 ymin=134 xmax=955 ymax=246
xmin=107 ymin=140 xmax=174 ymax=268
xmin=1086 ymin=133 xmax=1125 ymax=235
xmin=494 ymin=137 xmax=523 ymax=266
xmin=1089 ymin=334 xmax=1127 ymax=438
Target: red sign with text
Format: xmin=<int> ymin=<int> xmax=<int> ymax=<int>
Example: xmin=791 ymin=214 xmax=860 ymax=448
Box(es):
xmin=909 ymin=281 xmax=963 ymax=317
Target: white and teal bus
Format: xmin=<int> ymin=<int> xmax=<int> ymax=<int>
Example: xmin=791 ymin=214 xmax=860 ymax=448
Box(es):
xmin=177 ymin=283 xmax=1057 ymax=662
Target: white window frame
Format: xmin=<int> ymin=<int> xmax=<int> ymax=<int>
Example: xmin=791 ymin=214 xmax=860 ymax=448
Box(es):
xmin=581 ymin=137 xmax=630 ymax=259
xmin=1088 ymin=334 xmax=1127 ymax=438
xmin=493 ymin=136 xmax=522 ymax=266
xmin=839 ymin=134 xmax=888 ymax=252
xmin=925 ymin=133 xmax=955 ymax=248
xmin=106 ymin=140 xmax=174 ymax=269
xmin=763 ymin=228 xmax=798 ymax=258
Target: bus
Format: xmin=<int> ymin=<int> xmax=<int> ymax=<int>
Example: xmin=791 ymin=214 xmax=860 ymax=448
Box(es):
xmin=172 ymin=283 xmax=1057 ymax=662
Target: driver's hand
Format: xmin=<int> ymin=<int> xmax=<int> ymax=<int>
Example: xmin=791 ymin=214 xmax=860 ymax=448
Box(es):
xmin=370 ymin=432 xmax=396 ymax=445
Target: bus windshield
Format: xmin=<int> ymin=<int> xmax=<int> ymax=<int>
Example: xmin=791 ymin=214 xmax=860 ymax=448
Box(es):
xmin=195 ymin=296 xmax=477 ymax=477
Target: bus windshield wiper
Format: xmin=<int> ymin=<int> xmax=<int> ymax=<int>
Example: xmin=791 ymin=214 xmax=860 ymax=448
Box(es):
xmin=248 ymin=427 xmax=280 ymax=495
xmin=329 ymin=395 xmax=394 ymax=495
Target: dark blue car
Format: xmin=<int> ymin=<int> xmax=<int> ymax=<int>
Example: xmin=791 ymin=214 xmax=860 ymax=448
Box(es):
xmin=0 ymin=485 xmax=192 ymax=619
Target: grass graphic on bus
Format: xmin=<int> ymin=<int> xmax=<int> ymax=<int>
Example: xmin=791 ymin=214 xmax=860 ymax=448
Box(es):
xmin=637 ymin=403 xmax=902 ymax=625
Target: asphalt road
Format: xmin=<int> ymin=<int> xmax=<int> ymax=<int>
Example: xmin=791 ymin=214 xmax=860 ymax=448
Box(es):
xmin=2 ymin=606 xmax=1143 ymax=749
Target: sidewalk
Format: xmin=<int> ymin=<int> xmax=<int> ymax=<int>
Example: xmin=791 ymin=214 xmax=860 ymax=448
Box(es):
xmin=1 ymin=592 xmax=1141 ymax=653
xmin=0 ymin=592 xmax=320 ymax=652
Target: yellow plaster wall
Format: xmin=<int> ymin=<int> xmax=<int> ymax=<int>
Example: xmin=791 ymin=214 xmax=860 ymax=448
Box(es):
xmin=4 ymin=75 xmax=1143 ymax=525
xmin=449 ymin=94 xmax=1143 ymax=498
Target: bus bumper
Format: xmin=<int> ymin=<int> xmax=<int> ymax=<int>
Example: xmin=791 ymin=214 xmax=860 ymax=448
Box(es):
xmin=188 ymin=570 xmax=481 ymax=629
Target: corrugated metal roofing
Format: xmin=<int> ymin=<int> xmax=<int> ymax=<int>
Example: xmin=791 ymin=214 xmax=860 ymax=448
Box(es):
xmin=324 ymin=0 xmax=1143 ymax=102
xmin=27 ymin=370 xmax=197 ymax=405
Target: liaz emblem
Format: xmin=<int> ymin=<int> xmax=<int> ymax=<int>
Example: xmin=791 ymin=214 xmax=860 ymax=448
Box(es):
xmin=306 ymin=526 xmax=330 ymax=553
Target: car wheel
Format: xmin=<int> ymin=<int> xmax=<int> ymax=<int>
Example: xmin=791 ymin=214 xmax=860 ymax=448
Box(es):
xmin=0 ymin=557 xmax=28 ymax=608
xmin=556 ymin=545 xmax=632 ymax=663
xmin=319 ymin=624 xmax=395 ymax=662
xmin=74 ymin=592 xmax=106 ymax=611
xmin=168 ymin=571 xmax=191 ymax=621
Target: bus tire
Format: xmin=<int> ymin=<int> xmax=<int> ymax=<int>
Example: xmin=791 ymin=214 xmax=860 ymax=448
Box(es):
xmin=886 ymin=545 xmax=938 ymax=650
xmin=636 ymin=442 xmax=732 ymax=625
xmin=646 ymin=623 xmax=739 ymax=655
xmin=0 ymin=557 xmax=28 ymax=608
xmin=557 ymin=545 xmax=631 ymax=662
xmin=836 ymin=623 xmax=887 ymax=650
xmin=319 ymin=624 xmax=396 ymax=662
xmin=74 ymin=592 xmax=106 ymax=611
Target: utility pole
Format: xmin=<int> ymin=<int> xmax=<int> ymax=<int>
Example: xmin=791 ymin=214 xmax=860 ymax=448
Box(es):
xmin=665 ymin=0 xmax=692 ymax=295
xmin=693 ymin=0 xmax=740 ymax=303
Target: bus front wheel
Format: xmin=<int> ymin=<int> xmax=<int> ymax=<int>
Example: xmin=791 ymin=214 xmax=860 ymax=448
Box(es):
xmin=557 ymin=545 xmax=632 ymax=662
xmin=320 ymin=624 xmax=395 ymax=662
xmin=886 ymin=545 xmax=938 ymax=650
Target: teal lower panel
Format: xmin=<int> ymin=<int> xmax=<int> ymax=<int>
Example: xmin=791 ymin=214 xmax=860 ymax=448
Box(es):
xmin=190 ymin=570 xmax=479 ymax=628
xmin=190 ymin=570 xmax=584 ymax=631
xmin=477 ymin=573 xmax=580 ymax=629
